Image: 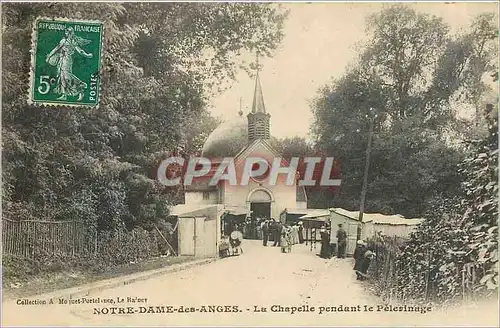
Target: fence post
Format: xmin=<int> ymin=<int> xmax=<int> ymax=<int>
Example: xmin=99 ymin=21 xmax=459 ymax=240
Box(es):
xmin=461 ymin=263 xmax=466 ymax=302
xmin=32 ymin=221 xmax=36 ymax=260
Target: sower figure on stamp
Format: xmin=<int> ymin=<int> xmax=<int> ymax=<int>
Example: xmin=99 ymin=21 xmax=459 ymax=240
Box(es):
xmin=46 ymin=27 xmax=93 ymax=101
xmin=336 ymin=224 xmax=347 ymax=258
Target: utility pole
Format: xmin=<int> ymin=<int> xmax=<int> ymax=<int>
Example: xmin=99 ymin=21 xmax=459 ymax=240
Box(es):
xmin=357 ymin=108 xmax=376 ymax=241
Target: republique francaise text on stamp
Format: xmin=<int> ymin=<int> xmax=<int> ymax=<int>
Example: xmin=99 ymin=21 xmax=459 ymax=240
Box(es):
xmin=28 ymin=18 xmax=103 ymax=107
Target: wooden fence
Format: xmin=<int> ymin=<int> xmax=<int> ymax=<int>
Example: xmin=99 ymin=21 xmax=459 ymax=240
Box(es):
xmin=2 ymin=219 xmax=95 ymax=259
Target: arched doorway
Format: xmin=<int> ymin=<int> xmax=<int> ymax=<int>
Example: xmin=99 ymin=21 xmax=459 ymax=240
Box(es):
xmin=246 ymin=188 xmax=273 ymax=240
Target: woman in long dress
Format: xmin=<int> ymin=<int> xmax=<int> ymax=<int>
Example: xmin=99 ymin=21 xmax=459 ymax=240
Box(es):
xmin=298 ymin=222 xmax=304 ymax=244
xmin=319 ymin=227 xmax=330 ymax=259
xmin=353 ymin=240 xmax=367 ymax=280
xmin=286 ymin=226 xmax=294 ymax=253
xmin=46 ymin=27 xmax=93 ymax=101
xmin=280 ymin=225 xmax=289 ymax=253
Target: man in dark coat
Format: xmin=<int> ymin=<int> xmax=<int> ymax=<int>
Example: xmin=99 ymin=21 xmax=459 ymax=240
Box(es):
xmin=272 ymin=219 xmax=282 ymax=247
xmin=336 ymin=224 xmax=347 ymax=258
xmin=262 ymin=220 xmax=269 ymax=246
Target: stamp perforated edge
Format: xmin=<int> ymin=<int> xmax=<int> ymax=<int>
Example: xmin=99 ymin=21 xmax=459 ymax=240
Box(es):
xmin=27 ymin=16 xmax=104 ymax=109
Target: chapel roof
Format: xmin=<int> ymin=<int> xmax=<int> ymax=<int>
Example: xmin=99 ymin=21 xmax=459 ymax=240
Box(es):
xmin=201 ymin=115 xmax=248 ymax=159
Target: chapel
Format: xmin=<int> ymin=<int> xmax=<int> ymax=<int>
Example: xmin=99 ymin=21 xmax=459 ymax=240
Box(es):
xmin=184 ymin=71 xmax=308 ymax=238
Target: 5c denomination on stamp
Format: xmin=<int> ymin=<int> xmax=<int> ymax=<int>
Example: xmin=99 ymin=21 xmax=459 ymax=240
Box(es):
xmin=28 ymin=17 xmax=103 ymax=107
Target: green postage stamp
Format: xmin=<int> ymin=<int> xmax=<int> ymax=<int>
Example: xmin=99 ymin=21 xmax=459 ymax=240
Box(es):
xmin=29 ymin=18 xmax=103 ymax=107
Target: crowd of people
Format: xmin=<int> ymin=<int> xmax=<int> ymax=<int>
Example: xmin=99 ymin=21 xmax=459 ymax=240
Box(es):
xmin=319 ymin=223 xmax=376 ymax=279
xmin=259 ymin=218 xmax=305 ymax=253
xmin=318 ymin=223 xmax=347 ymax=259
xmin=220 ymin=217 xmax=376 ymax=280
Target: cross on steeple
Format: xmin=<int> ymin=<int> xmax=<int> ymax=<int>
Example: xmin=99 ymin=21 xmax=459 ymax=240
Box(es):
xmin=251 ymin=53 xmax=266 ymax=114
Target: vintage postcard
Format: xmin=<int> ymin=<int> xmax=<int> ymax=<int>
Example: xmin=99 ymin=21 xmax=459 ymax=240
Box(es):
xmin=2 ymin=1 xmax=499 ymax=327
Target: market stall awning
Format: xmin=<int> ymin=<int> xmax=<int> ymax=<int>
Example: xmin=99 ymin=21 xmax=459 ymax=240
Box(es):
xmin=299 ymin=209 xmax=330 ymax=221
xmin=223 ymin=206 xmax=250 ymax=216
xmin=169 ymin=204 xmax=221 ymax=217
xmin=330 ymin=208 xmax=423 ymax=226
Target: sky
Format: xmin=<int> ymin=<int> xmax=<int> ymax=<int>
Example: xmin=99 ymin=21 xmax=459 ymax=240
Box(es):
xmin=208 ymin=2 xmax=498 ymax=140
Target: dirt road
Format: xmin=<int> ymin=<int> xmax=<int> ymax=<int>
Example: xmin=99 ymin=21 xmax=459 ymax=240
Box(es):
xmin=3 ymin=241 xmax=498 ymax=326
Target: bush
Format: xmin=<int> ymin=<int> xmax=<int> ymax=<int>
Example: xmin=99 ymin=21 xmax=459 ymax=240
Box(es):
xmin=91 ymin=227 xmax=160 ymax=271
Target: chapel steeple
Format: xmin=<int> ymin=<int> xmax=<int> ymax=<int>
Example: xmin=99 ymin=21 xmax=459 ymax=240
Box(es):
xmin=247 ymin=55 xmax=270 ymax=143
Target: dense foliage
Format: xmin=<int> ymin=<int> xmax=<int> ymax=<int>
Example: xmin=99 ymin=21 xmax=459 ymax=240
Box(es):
xmin=368 ymin=105 xmax=498 ymax=303
xmin=311 ymin=5 xmax=497 ymax=217
xmin=2 ymin=3 xmax=287 ymax=234
xmin=309 ymin=4 xmax=498 ymax=305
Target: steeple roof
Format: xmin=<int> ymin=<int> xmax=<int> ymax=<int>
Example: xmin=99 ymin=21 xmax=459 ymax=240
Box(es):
xmin=251 ymin=72 xmax=266 ymax=114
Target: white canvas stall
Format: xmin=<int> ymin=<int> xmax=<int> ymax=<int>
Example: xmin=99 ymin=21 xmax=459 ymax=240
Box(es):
xmin=330 ymin=208 xmax=424 ymax=241
xmin=194 ymin=217 xmax=206 ymax=256
xmin=329 ymin=209 xmax=360 ymax=255
xmin=203 ymin=218 xmax=217 ymax=257
xmin=178 ymin=217 xmax=195 ymax=256
xmin=171 ymin=204 xmax=223 ymax=258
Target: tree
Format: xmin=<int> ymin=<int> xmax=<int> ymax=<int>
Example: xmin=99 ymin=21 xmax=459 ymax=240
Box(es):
xmin=311 ymin=5 xmax=498 ymax=217
xmin=2 ymin=3 xmax=287 ymax=232
xmin=460 ymin=103 xmax=498 ymax=291
xmin=271 ymin=136 xmax=314 ymax=160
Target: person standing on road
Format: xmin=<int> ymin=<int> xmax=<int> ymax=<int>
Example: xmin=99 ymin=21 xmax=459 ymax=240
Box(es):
xmin=319 ymin=226 xmax=330 ymax=259
xmin=280 ymin=224 xmax=289 ymax=253
xmin=298 ymin=221 xmax=304 ymax=244
xmin=286 ymin=225 xmax=294 ymax=253
xmin=291 ymin=224 xmax=299 ymax=245
xmin=336 ymin=224 xmax=347 ymax=258
xmin=272 ymin=219 xmax=282 ymax=247
xmin=262 ymin=219 xmax=269 ymax=246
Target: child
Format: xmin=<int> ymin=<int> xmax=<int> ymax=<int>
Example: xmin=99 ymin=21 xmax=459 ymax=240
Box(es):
xmin=219 ymin=236 xmax=231 ymax=258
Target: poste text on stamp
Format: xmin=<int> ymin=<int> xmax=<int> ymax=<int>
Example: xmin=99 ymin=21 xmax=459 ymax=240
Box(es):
xmin=29 ymin=18 xmax=103 ymax=108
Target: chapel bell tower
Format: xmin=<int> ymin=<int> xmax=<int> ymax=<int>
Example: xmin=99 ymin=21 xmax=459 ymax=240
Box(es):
xmin=247 ymin=69 xmax=271 ymax=143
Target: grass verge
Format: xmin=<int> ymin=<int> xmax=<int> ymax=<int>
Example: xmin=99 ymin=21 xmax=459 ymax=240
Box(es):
xmin=2 ymin=255 xmax=197 ymax=300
